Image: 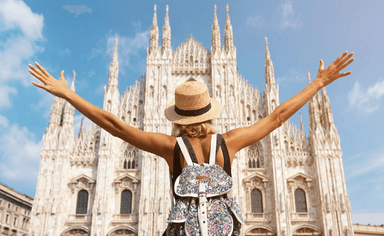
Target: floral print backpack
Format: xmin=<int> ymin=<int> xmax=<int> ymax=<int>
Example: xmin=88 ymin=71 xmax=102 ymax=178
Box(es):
xmin=163 ymin=134 xmax=244 ymax=236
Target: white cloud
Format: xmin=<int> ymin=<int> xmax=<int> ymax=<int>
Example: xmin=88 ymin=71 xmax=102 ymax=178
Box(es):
xmin=0 ymin=115 xmax=10 ymax=128
xmin=0 ymin=0 xmax=44 ymax=41
xmin=345 ymin=150 xmax=384 ymax=180
xmin=246 ymin=15 xmax=265 ymax=29
xmin=0 ymin=0 xmax=45 ymax=109
xmin=0 ymin=121 xmax=42 ymax=192
xmin=89 ymin=29 xmax=150 ymax=76
xmin=276 ymin=67 xmax=306 ymax=85
xmin=0 ymin=85 xmax=17 ymax=108
xmin=30 ymin=89 xmax=54 ymax=118
xmin=352 ymin=213 xmax=384 ymax=225
xmin=348 ymin=79 xmax=384 ymax=113
xmin=280 ymin=0 xmax=303 ymax=29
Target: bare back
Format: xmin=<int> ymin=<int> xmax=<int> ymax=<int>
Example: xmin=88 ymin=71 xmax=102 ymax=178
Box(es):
xmin=168 ymin=133 xmax=229 ymax=175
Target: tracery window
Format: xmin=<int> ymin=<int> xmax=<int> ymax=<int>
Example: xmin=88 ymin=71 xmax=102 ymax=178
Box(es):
xmin=251 ymin=188 xmax=263 ymax=213
xmin=76 ymin=190 xmax=89 ymax=214
xmin=247 ymin=143 xmax=263 ymax=168
xmin=122 ymin=144 xmax=137 ymax=169
xmin=120 ymin=190 xmax=133 ymax=214
xmin=294 ymin=188 xmax=307 ymax=212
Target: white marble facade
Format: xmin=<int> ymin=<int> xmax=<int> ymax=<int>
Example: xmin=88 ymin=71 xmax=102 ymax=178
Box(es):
xmin=29 ymin=4 xmax=355 ymax=236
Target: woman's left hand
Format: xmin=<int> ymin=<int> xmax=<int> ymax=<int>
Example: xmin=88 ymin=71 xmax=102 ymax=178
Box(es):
xmin=315 ymin=51 xmax=354 ymax=88
xmin=29 ymin=62 xmax=71 ymax=99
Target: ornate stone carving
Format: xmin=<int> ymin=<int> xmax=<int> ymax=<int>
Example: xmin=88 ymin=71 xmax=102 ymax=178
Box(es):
xmin=69 ymin=175 xmax=95 ymax=194
xmin=172 ymin=35 xmax=210 ymax=75
xmin=113 ymin=174 xmax=140 ymax=194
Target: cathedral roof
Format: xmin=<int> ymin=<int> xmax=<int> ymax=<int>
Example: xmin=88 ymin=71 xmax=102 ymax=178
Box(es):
xmin=172 ymin=35 xmax=210 ymax=75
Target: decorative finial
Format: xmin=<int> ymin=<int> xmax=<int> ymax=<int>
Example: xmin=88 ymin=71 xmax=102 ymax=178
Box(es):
xmin=300 ymin=112 xmax=305 ymax=133
xmin=115 ymin=38 xmax=118 ymax=44
xmin=265 ymin=37 xmax=270 ymax=60
xmin=70 ymin=71 xmax=76 ymax=91
xmin=152 ymin=4 xmax=158 ymax=26
xmin=213 ymin=5 xmax=218 ymax=25
xmin=307 ymin=71 xmax=311 ymax=84
xmin=166 ymin=5 xmax=168 ymax=13
xmin=226 ymin=4 xmax=230 ymax=24
xmin=79 ymin=115 xmax=84 ymax=134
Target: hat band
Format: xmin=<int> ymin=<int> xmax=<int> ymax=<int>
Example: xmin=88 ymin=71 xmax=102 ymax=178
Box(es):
xmin=175 ymin=103 xmax=211 ymax=116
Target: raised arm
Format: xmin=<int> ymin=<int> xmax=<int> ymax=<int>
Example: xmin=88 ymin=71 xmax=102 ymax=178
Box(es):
xmin=223 ymin=51 xmax=354 ymax=156
xmin=28 ymin=62 xmax=175 ymax=160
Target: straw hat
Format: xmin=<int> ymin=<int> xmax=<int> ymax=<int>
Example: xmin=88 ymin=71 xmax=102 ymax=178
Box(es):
xmin=164 ymin=81 xmax=222 ymax=125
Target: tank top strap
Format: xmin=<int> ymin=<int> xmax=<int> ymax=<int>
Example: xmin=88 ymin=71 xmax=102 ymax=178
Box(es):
xmin=221 ymin=135 xmax=232 ymax=177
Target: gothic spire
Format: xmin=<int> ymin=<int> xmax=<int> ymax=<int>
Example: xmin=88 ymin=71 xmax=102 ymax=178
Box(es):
xmin=307 ymin=71 xmax=321 ymax=130
xmin=78 ymin=115 xmax=84 ymax=137
xmin=149 ymin=4 xmax=159 ymax=54
xmin=162 ymin=5 xmax=171 ymax=52
xmin=264 ymin=37 xmax=275 ymax=86
xmin=70 ymin=70 xmax=76 ymax=92
xmin=300 ymin=112 xmax=304 ymax=132
xmin=224 ymin=4 xmax=234 ymax=51
xmin=211 ymin=5 xmax=221 ymax=53
xmin=107 ymin=38 xmax=119 ymax=88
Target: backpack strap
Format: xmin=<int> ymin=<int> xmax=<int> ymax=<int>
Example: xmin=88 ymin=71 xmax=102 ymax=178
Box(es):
xmin=176 ymin=136 xmax=194 ymax=165
xmin=209 ymin=134 xmax=218 ymax=165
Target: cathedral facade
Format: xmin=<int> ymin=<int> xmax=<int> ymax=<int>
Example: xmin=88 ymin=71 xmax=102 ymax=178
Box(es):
xmin=29 ymin=5 xmax=355 ymax=236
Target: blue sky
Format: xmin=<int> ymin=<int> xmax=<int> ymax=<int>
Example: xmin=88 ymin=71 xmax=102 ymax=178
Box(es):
xmin=1 ymin=0 xmax=383 ymax=225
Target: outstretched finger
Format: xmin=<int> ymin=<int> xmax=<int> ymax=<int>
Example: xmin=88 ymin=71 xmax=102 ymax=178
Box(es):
xmin=338 ymin=57 xmax=354 ymax=72
xmin=35 ymin=62 xmax=53 ymax=78
xmin=32 ymin=81 xmax=47 ymax=90
xmin=29 ymin=69 xmax=47 ymax=83
xmin=338 ymin=71 xmax=352 ymax=78
xmin=29 ymin=64 xmax=46 ymax=80
xmin=338 ymin=52 xmax=354 ymax=68
xmin=332 ymin=51 xmax=348 ymax=66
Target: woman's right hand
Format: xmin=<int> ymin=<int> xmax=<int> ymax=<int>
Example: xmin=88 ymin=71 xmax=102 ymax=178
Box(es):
xmin=314 ymin=51 xmax=354 ymax=88
xmin=29 ymin=62 xmax=71 ymax=99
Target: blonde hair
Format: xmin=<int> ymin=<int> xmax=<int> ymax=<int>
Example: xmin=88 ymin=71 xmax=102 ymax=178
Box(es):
xmin=171 ymin=120 xmax=217 ymax=138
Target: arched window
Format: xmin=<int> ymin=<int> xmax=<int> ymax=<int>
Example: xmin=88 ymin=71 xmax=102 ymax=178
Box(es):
xmin=295 ymin=188 xmax=307 ymax=212
xmin=120 ymin=190 xmax=132 ymax=214
xmin=251 ymin=189 xmax=263 ymax=213
xmin=76 ymin=190 xmax=89 ymax=214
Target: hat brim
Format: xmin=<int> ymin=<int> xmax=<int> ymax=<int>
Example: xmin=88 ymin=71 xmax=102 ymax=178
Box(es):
xmin=164 ymin=98 xmax=222 ymax=125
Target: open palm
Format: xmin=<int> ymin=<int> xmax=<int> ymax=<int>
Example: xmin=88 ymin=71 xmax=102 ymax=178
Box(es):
xmin=29 ymin=62 xmax=70 ymax=99
xmin=316 ymin=51 xmax=354 ymax=87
